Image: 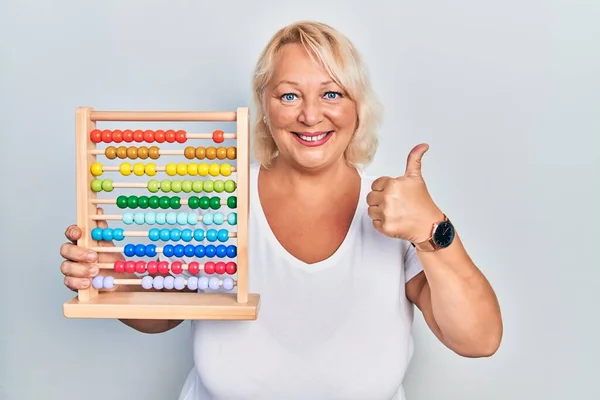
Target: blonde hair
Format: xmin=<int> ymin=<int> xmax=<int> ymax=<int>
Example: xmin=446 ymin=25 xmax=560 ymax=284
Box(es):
xmin=251 ymin=20 xmax=382 ymax=168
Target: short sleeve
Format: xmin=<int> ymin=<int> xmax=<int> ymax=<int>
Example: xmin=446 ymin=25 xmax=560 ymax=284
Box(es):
xmin=403 ymin=241 xmax=423 ymax=283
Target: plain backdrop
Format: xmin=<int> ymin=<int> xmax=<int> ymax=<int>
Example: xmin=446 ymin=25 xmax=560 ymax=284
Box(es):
xmin=1 ymin=0 xmax=599 ymax=399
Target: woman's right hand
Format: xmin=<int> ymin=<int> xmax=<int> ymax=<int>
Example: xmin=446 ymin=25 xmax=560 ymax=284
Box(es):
xmin=60 ymin=224 xmax=100 ymax=292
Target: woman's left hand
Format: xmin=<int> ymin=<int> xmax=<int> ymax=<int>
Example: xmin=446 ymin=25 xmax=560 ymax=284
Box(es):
xmin=367 ymin=143 xmax=445 ymax=243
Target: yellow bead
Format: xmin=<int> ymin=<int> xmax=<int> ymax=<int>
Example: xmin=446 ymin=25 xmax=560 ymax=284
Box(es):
xmin=176 ymin=163 xmax=188 ymax=176
xmin=165 ymin=163 xmax=177 ymax=176
xmin=187 ymin=163 xmax=198 ymax=176
xmin=90 ymin=162 xmax=103 ymax=176
xmin=145 ymin=163 xmax=157 ymax=176
xmin=120 ymin=163 xmax=132 ymax=176
xmin=198 ymin=163 xmax=209 ymax=176
xmin=220 ymin=163 xmax=232 ymax=176
xmin=209 ymin=163 xmax=220 ymax=177
xmin=133 ymin=162 xmax=145 ymax=176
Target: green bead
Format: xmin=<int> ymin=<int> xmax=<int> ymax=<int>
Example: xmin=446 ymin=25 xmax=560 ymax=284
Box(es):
xmin=116 ymin=195 xmax=128 ymax=209
xmin=203 ymin=180 xmax=214 ymax=192
xmin=192 ymin=181 xmax=203 ymax=193
xmin=148 ymin=196 xmax=160 ymax=209
xmin=199 ymin=196 xmax=210 ymax=209
xmin=170 ymin=196 xmax=181 ymax=209
xmin=182 ymin=180 xmax=192 ymax=193
xmin=101 ymin=179 xmax=113 ymax=192
xmin=127 ymin=195 xmax=139 ymax=209
xmin=227 ymin=196 xmax=237 ymax=209
xmin=188 ymin=196 xmax=200 ymax=209
xmin=213 ymin=180 xmax=225 ymax=193
xmin=224 ymin=180 xmax=236 ymax=193
xmin=171 ymin=180 xmax=182 ymax=193
xmin=160 ymin=180 xmax=171 ymax=193
xmin=209 ymin=196 xmax=221 ymax=210
xmin=91 ymin=179 xmax=103 ymax=192
xmin=138 ymin=195 xmax=149 ymax=209
xmin=147 ymin=179 xmax=159 ymax=193
xmin=159 ymin=196 xmax=170 ymax=209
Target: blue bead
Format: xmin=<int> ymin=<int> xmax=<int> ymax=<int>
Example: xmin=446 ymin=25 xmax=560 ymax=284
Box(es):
xmin=216 ymin=245 xmax=227 ymax=258
xmin=170 ymin=229 xmax=181 ymax=241
xmin=163 ymin=276 xmax=174 ymax=290
xmin=91 ymin=228 xmax=103 ymax=241
xmin=101 ymin=228 xmax=113 ymax=241
xmin=227 ymin=212 xmax=237 ymax=226
xmin=184 ymin=245 xmax=195 ymax=257
xmin=92 ymin=276 xmax=104 ymax=289
xmin=141 ymin=276 xmax=153 ymax=289
xmin=194 ymin=245 xmax=205 ymax=257
xmin=223 ymin=277 xmax=234 ymax=291
xmin=177 ymin=212 xmax=188 ymax=225
xmin=123 ymin=212 xmax=134 ymax=225
xmin=135 ymin=244 xmax=146 ymax=257
xmin=103 ymin=276 xmax=114 ymax=289
xmin=194 ymin=229 xmax=205 ymax=241
xmin=198 ymin=277 xmax=209 ymax=290
xmin=202 ymin=213 xmax=213 ymax=225
xmin=145 ymin=211 xmax=156 ymax=225
xmin=134 ymin=213 xmax=145 ymax=225
xmin=186 ymin=276 xmax=198 ymax=290
xmin=163 ymin=244 xmax=174 ymax=257
xmin=113 ymin=228 xmax=124 ymax=241
xmin=166 ymin=212 xmax=177 ymax=225
xmin=160 ymin=228 xmax=170 ymax=241
xmin=174 ymin=244 xmax=185 ymax=257
xmin=217 ymin=229 xmax=229 ymax=242
xmin=213 ymin=212 xmax=224 ymax=225
xmin=227 ymin=245 xmax=237 ymax=258
xmin=206 ymin=229 xmax=217 ymax=242
xmin=181 ymin=229 xmax=193 ymax=242
xmin=149 ymin=228 xmax=160 ymax=241
xmin=146 ymin=244 xmax=157 ymax=257
xmin=209 ymin=277 xmax=220 ymax=290
xmin=124 ymin=244 xmax=135 ymax=257
xmin=152 ymin=276 xmax=164 ymax=290
xmin=174 ymin=276 xmax=186 ymax=290
xmin=187 ymin=213 xmax=199 ymax=225
xmin=155 ymin=212 xmax=166 ymax=225
xmin=205 ymin=245 xmax=216 ymax=257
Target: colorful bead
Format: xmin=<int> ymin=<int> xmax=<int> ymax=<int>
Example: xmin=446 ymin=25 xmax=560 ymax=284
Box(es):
xmin=195 ymin=146 xmax=206 ymax=159
xmin=143 ymin=130 xmax=154 ymax=143
xmin=160 ymin=179 xmax=171 ymax=192
xmin=223 ymin=277 xmax=234 ymax=291
xmin=90 ymin=129 xmax=102 ymax=143
xmin=171 ymin=261 xmax=183 ymax=274
xmin=113 ymin=228 xmax=124 ymax=240
xmin=227 ymin=212 xmax=237 ymax=225
xmin=187 ymin=276 xmax=199 ymax=290
xmin=213 ymin=180 xmax=224 ymax=192
xmin=184 ymin=146 xmax=195 ymax=159
xmin=176 ymin=212 xmax=187 ymax=225
xmin=141 ymin=276 xmax=153 ymax=290
xmin=224 ymin=180 xmax=236 ymax=192
xmin=209 ymin=163 xmax=220 ymax=177
xmin=138 ymin=196 xmax=149 ymax=209
xmin=213 ymin=212 xmax=224 ymax=225
xmin=112 ymin=130 xmax=123 ymax=143
xmin=120 ymin=163 xmax=132 ymax=176
xmin=91 ymin=179 xmax=103 ymax=192
xmin=181 ymin=229 xmax=193 ymax=242
xmin=154 ymin=130 xmax=165 ymax=143
xmin=227 ymin=196 xmax=237 ymax=208
xmin=92 ymin=276 xmax=104 ymax=289
xmin=123 ymin=212 xmax=134 ymax=224
xmin=227 ymin=147 xmax=236 ymax=160
xmin=101 ymin=130 xmax=112 ymax=143
xmin=221 ymin=163 xmax=232 ymax=176
xmin=210 ymin=197 xmax=221 ymax=210
xmin=181 ymin=180 xmax=192 ymax=192
xmin=117 ymin=146 xmax=127 ymax=159
xmin=133 ymin=130 xmax=144 ymax=142
xmin=175 ymin=130 xmax=187 ymax=143
xmin=145 ymin=211 xmax=156 ymax=224
xmin=122 ymin=130 xmax=133 ymax=142
xmin=170 ymin=196 xmax=181 ymax=209
xmin=153 ymin=276 xmax=164 ymax=290
xmin=216 ymin=147 xmax=227 ymax=160
xmin=145 ymin=163 xmax=157 ymax=176
xmin=134 ymin=213 xmax=145 ymax=225
xmin=171 ymin=180 xmax=182 ymax=192
xmin=188 ymin=262 xmax=200 ymax=275
xmin=165 ymin=163 xmax=177 ymax=176
xmin=138 ymin=146 xmax=149 ymax=159
xmin=203 ymin=180 xmax=214 ymax=192
xmin=215 ymin=262 xmax=225 ymax=274
xmin=212 ymin=129 xmax=224 ymax=143
xmin=202 ymin=213 xmax=213 ymax=225
xmin=90 ymin=162 xmax=103 ymax=176
xmin=176 ymin=163 xmax=187 ymax=176
xmin=174 ymin=276 xmax=186 ymax=290
xmin=166 ymin=212 xmax=177 ymax=225
xmin=105 ymin=146 xmax=117 ymax=159
xmin=225 ymin=262 xmax=237 ymax=274
xmin=192 ymin=180 xmax=203 ymax=193
xmin=133 ymin=162 xmax=145 ymax=176
xmin=206 ymin=147 xmax=216 ymax=160
xmin=198 ymin=163 xmax=209 ymax=176
xmin=127 ymin=146 xmax=138 ymax=159
xmin=198 ymin=276 xmax=209 ymax=290
xmin=218 ymin=229 xmax=229 ymax=242
xmin=209 ymin=277 xmax=220 ymax=290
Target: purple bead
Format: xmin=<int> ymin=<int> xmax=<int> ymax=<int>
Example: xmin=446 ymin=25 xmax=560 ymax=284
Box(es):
xmin=209 ymin=277 xmax=220 ymax=290
xmin=164 ymin=276 xmax=174 ymax=290
xmin=198 ymin=277 xmax=209 ymax=290
xmin=187 ymin=276 xmax=198 ymax=291
xmin=103 ymin=276 xmax=114 ymax=289
xmin=92 ymin=276 xmax=104 ymax=289
xmin=141 ymin=276 xmax=153 ymax=290
xmin=153 ymin=276 xmax=164 ymax=290
xmin=174 ymin=276 xmax=185 ymax=290
xmin=223 ymin=277 xmax=234 ymax=291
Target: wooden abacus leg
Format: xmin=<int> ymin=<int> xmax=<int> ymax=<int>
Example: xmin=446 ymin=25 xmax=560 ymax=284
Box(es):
xmin=235 ymin=107 xmax=249 ymax=304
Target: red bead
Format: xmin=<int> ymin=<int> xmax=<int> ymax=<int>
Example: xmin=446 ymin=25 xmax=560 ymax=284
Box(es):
xmin=188 ymin=261 xmax=200 ymax=275
xmin=125 ymin=261 xmax=136 ymax=273
xmin=122 ymin=129 xmax=134 ymax=142
xmin=215 ymin=262 xmax=225 ymax=274
xmin=165 ymin=130 xmax=176 ymax=143
xmin=147 ymin=261 xmax=158 ymax=274
xmin=212 ymin=129 xmax=224 ymax=143
xmin=143 ymin=130 xmax=154 ymax=143
xmin=101 ymin=130 xmax=112 ymax=143
xmin=157 ymin=261 xmax=169 ymax=274
xmin=135 ymin=261 xmax=147 ymax=274
xmin=171 ymin=261 xmax=183 ymax=274
xmin=133 ymin=130 xmax=144 ymax=142
xmin=225 ymin=262 xmax=237 ymax=274
xmin=113 ymin=260 xmax=125 ymax=273
xmin=204 ymin=261 xmax=215 ymax=274
xmin=112 ymin=130 xmax=123 ymax=143
xmin=154 ymin=130 xmax=165 ymax=143
xmin=175 ymin=130 xmax=187 ymax=143
xmin=90 ymin=129 xmax=102 ymax=143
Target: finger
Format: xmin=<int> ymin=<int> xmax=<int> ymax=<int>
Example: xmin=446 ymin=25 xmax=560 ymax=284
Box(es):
xmin=60 ymin=242 xmax=97 ymax=263
xmin=61 ymin=260 xmax=98 ymax=278
xmin=96 ymin=207 xmax=108 ymax=229
xmin=65 ymin=224 xmax=82 ymax=244
xmin=404 ymin=143 xmax=429 ymax=177
xmin=371 ymin=176 xmax=391 ymax=192
xmin=367 ymin=205 xmax=384 ymax=222
xmin=366 ymin=190 xmax=383 ymax=207
xmin=64 ymin=276 xmax=92 ymax=291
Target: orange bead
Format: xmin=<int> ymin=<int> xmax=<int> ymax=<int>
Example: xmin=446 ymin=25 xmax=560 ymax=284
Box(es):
xmin=117 ymin=146 xmax=128 ymax=159
xmin=212 ymin=129 xmax=224 ymax=143
xmin=206 ymin=146 xmax=217 ymax=160
xmin=148 ymin=146 xmax=160 ymax=159
xmin=226 ymin=146 xmax=236 ymax=160
xmin=126 ymin=146 xmax=138 ymax=159
xmin=216 ymin=146 xmax=227 ymax=159
xmin=138 ymin=146 xmax=149 ymax=159
xmin=105 ymin=146 xmax=117 ymax=159
xmin=184 ymin=146 xmax=196 ymax=159
xmin=195 ymin=146 xmax=206 ymax=159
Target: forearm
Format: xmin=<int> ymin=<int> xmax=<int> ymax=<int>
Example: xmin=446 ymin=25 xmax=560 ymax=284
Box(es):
xmin=416 ymin=233 xmax=502 ymax=357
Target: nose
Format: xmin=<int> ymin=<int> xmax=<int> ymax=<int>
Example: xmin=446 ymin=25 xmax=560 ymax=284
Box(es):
xmin=297 ymin=97 xmax=324 ymax=126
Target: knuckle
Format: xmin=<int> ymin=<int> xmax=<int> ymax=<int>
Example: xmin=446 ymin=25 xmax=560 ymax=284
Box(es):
xmin=60 ymin=261 xmax=70 ymax=276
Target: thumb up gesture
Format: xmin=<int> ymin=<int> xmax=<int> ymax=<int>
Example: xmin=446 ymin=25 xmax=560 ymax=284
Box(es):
xmin=367 ymin=144 xmax=445 ymax=243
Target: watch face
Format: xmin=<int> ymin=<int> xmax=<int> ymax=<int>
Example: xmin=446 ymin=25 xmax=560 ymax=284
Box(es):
xmin=433 ymin=220 xmax=455 ymax=248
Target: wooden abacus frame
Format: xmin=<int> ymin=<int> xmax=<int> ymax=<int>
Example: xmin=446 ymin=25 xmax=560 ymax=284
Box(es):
xmin=63 ymin=107 xmax=260 ymax=320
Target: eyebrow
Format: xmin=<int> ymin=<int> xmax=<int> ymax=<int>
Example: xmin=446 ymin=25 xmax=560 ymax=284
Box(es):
xmin=275 ymin=79 xmax=334 ymax=87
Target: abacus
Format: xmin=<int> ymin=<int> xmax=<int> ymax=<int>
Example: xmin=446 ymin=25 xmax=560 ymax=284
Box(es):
xmin=63 ymin=107 xmax=260 ymax=320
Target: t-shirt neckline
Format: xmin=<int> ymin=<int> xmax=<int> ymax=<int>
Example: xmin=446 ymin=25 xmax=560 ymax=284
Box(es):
xmin=250 ymin=163 xmax=366 ymax=272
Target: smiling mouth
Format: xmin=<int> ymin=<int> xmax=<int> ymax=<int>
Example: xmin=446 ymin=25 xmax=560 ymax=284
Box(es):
xmin=292 ymin=131 xmax=332 ymax=142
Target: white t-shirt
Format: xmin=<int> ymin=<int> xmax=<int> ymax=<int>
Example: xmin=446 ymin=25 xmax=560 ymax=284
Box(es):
xmin=176 ymin=162 xmax=423 ymax=400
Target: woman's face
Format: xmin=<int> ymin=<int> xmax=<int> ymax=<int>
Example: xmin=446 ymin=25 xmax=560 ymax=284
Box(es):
xmin=263 ymin=43 xmax=358 ymax=171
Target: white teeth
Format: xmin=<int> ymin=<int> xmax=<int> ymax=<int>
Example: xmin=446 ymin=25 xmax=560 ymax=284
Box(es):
xmin=298 ymin=132 xmax=328 ymax=142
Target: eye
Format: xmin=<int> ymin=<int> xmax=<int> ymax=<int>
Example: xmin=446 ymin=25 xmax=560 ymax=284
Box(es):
xmin=281 ymin=93 xmax=297 ymax=101
xmin=324 ymin=91 xmax=342 ymax=100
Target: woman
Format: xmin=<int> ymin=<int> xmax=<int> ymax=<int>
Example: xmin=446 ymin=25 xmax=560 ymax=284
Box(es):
xmin=60 ymin=21 xmax=502 ymax=399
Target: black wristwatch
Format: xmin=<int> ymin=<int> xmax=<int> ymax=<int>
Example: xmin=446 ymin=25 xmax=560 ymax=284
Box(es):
xmin=412 ymin=214 xmax=455 ymax=251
